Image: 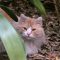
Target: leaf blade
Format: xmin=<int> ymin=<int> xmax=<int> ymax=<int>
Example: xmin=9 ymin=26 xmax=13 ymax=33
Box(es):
xmin=0 ymin=13 xmax=27 ymax=60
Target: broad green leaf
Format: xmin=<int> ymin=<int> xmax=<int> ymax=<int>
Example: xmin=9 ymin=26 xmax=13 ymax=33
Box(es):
xmin=0 ymin=13 xmax=27 ymax=60
xmin=32 ymin=0 xmax=46 ymax=16
xmin=7 ymin=0 xmax=13 ymax=2
xmin=0 ymin=4 xmax=18 ymax=22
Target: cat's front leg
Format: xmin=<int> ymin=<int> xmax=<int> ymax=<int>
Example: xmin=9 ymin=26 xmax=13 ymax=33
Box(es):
xmin=25 ymin=42 xmax=38 ymax=55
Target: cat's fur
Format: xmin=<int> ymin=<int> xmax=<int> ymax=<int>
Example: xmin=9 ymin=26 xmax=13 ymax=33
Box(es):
xmin=12 ymin=14 xmax=47 ymax=55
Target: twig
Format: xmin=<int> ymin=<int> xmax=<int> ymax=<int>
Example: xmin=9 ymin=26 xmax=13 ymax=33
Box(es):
xmin=53 ymin=0 xmax=60 ymax=20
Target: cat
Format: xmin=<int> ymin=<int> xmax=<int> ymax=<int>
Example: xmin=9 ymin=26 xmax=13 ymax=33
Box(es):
xmin=11 ymin=14 xmax=47 ymax=55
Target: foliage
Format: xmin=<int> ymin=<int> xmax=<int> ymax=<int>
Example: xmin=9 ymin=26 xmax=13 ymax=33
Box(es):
xmin=0 ymin=13 xmax=27 ymax=60
xmin=0 ymin=4 xmax=18 ymax=22
xmin=31 ymin=0 xmax=46 ymax=16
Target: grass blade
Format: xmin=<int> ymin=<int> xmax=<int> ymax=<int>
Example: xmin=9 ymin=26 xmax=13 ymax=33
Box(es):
xmin=0 ymin=4 xmax=18 ymax=22
xmin=32 ymin=0 xmax=46 ymax=16
xmin=0 ymin=13 xmax=27 ymax=60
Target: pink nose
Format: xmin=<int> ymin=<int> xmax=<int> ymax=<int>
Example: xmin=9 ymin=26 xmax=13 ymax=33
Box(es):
xmin=27 ymin=33 xmax=30 ymax=35
xmin=27 ymin=33 xmax=31 ymax=36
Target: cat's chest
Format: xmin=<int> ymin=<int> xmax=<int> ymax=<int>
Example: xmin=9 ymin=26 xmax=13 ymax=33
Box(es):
xmin=23 ymin=36 xmax=46 ymax=47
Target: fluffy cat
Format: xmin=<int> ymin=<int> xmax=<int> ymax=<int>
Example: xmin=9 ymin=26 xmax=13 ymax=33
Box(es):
xmin=12 ymin=14 xmax=47 ymax=55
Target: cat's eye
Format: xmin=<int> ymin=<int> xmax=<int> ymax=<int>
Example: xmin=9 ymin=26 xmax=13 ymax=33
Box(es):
xmin=32 ymin=28 xmax=36 ymax=31
xmin=23 ymin=27 xmax=27 ymax=30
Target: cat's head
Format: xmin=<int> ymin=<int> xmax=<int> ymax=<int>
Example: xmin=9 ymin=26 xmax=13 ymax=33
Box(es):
xmin=16 ymin=14 xmax=45 ymax=39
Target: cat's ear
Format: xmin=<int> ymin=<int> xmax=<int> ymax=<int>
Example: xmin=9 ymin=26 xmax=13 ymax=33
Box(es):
xmin=17 ymin=16 xmax=20 ymax=21
xmin=20 ymin=14 xmax=29 ymax=22
xmin=36 ymin=17 xmax=43 ymax=26
xmin=17 ymin=14 xmax=29 ymax=22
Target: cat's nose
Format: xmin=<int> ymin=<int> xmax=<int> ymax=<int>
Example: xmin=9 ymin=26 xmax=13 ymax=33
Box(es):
xmin=27 ymin=33 xmax=31 ymax=36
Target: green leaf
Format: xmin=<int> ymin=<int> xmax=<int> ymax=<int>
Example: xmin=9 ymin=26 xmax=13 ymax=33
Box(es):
xmin=0 ymin=4 xmax=18 ymax=22
xmin=32 ymin=0 xmax=46 ymax=16
xmin=0 ymin=13 xmax=27 ymax=60
xmin=7 ymin=0 xmax=13 ymax=2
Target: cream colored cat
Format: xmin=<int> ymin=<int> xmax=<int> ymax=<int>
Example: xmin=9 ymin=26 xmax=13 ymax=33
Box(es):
xmin=12 ymin=14 xmax=47 ymax=55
